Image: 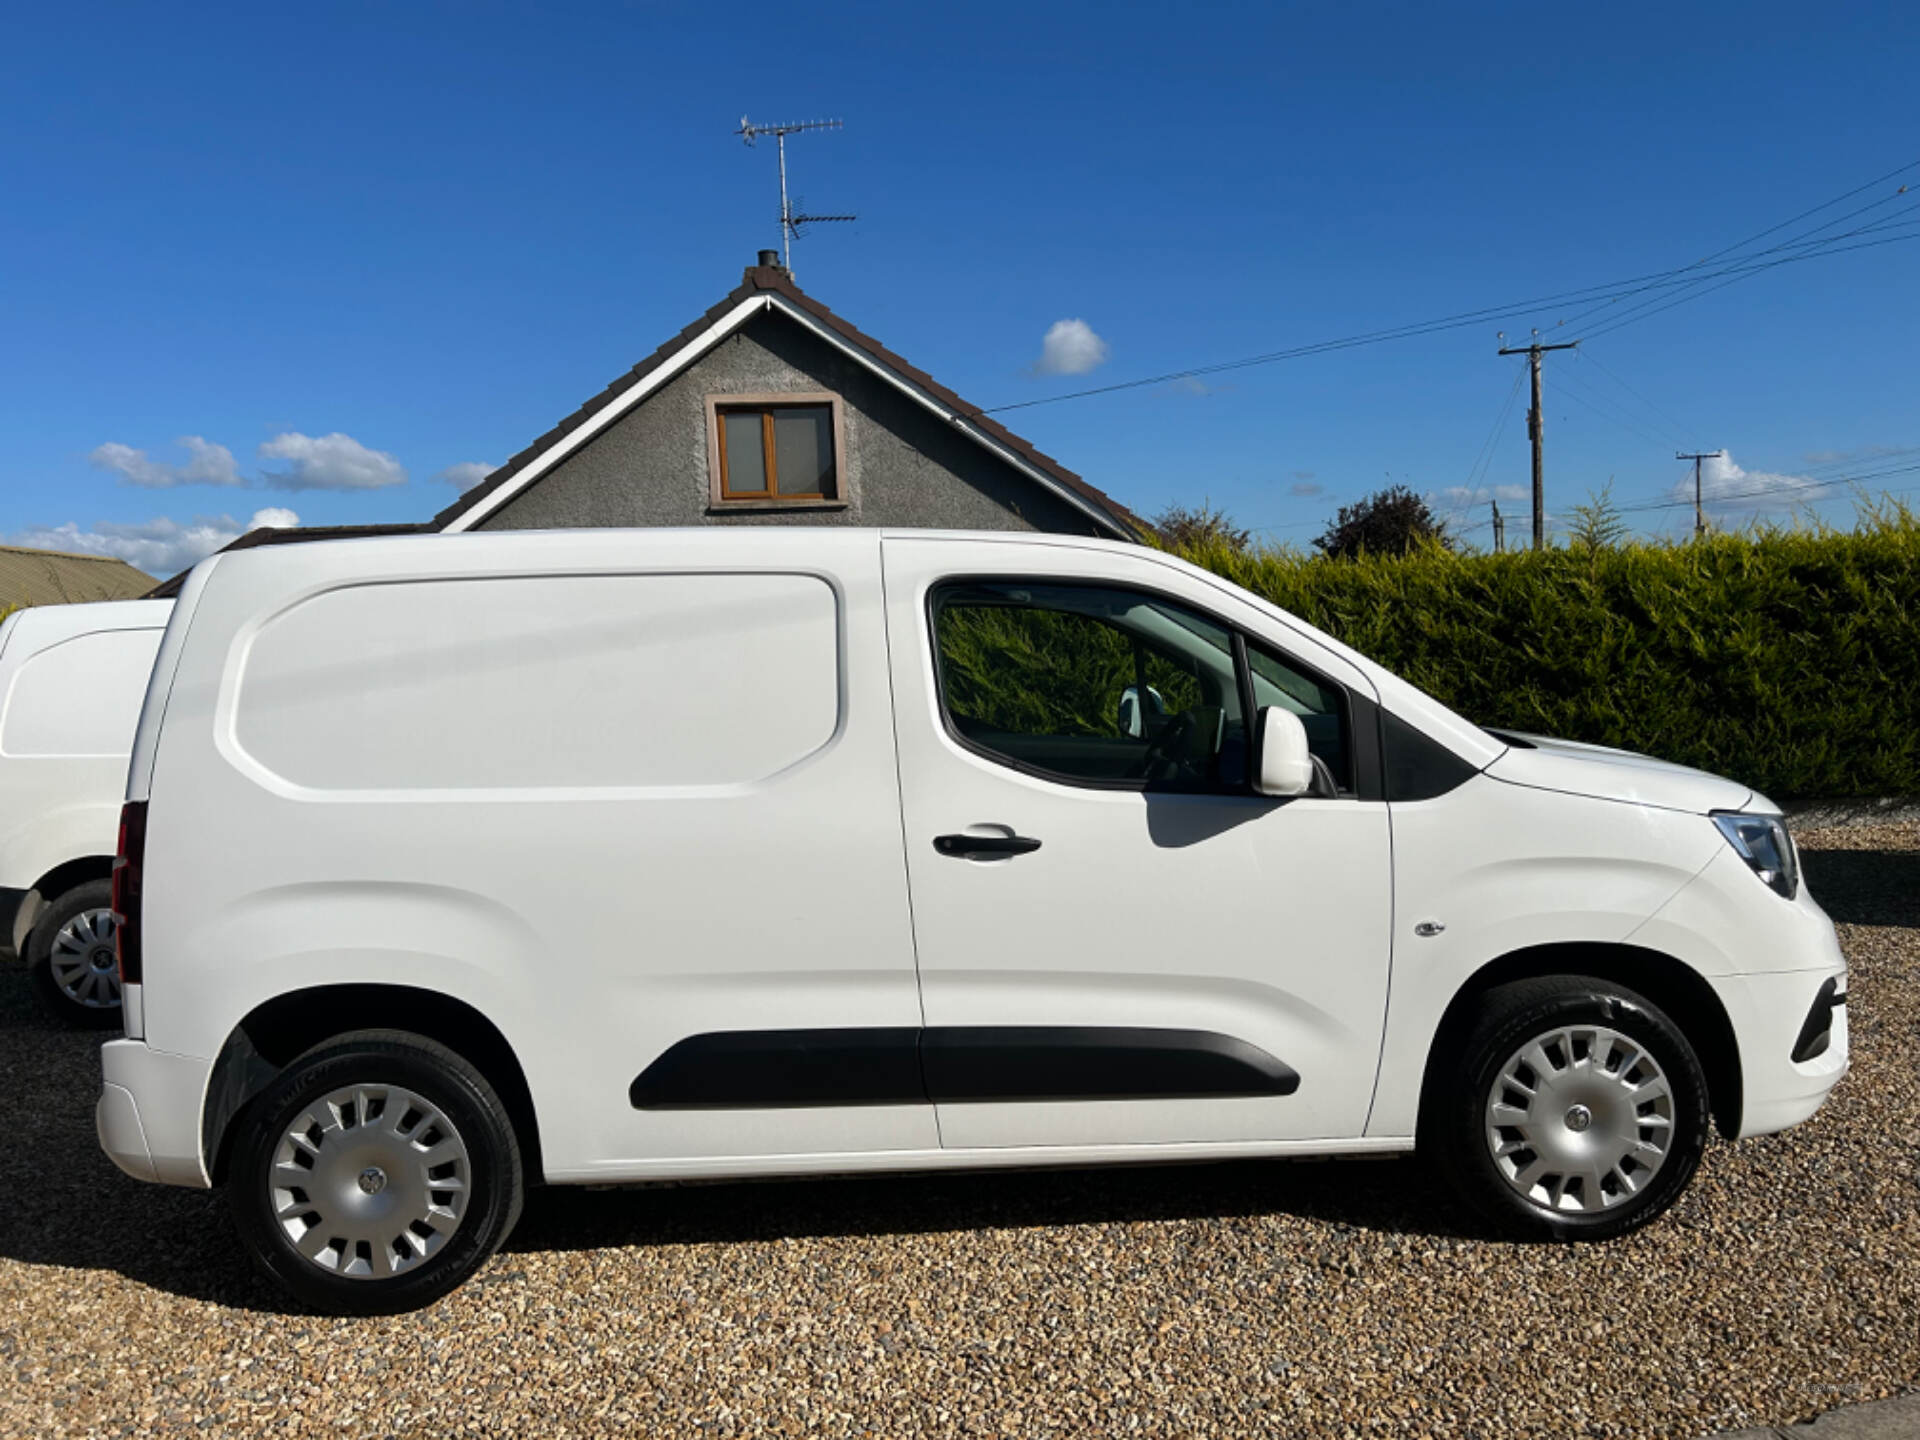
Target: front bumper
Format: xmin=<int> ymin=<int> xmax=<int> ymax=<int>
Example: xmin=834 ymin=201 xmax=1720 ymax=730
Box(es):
xmin=96 ymin=1039 xmax=213 ymax=1187
xmin=1710 ymin=966 xmax=1850 ymax=1138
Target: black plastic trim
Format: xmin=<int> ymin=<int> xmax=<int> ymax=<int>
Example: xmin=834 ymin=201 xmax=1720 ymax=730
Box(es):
xmin=1382 ymin=711 xmax=1482 ymax=802
xmin=629 ymin=1028 xmax=924 ymax=1109
xmin=921 ymin=1026 xmax=1299 ymax=1102
xmin=1789 ymin=977 xmax=1843 ymax=1064
xmin=1481 ymin=727 xmax=1539 ymax=749
xmin=1349 ymin=691 xmax=1385 ymax=802
xmin=629 ymin=1026 xmax=1300 ymax=1109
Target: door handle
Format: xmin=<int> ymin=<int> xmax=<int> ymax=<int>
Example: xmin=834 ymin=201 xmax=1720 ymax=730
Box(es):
xmin=933 ymin=833 xmax=1042 ymax=860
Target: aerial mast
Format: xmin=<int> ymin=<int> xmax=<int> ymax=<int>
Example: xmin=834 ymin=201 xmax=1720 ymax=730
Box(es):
xmin=736 ymin=116 xmax=856 ymax=279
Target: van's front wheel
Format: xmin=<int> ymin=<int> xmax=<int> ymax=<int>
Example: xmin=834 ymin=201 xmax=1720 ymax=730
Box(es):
xmin=227 ymin=1031 xmax=523 ymax=1314
xmin=1424 ymin=976 xmax=1710 ymax=1240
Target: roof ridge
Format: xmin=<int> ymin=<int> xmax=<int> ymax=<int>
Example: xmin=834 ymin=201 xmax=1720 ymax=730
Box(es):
xmin=0 ymin=543 xmax=139 ymax=564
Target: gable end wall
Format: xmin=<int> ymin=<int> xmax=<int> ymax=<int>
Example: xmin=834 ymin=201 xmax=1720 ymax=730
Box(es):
xmin=477 ymin=313 xmax=1110 ymax=536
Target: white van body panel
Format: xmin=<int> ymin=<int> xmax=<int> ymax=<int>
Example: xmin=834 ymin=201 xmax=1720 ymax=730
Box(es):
xmin=0 ymin=599 xmax=169 ymax=937
xmin=136 ymin=531 xmax=936 ymax=1178
xmin=1366 ymin=778 xmax=1727 ymax=1136
xmin=1485 ymin=734 xmax=1752 ymax=814
xmin=105 ymin=528 xmax=1846 ymax=1195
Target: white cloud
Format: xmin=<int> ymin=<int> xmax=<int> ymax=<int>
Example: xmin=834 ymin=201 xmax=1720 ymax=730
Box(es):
xmin=1288 ymin=481 xmax=1324 ymax=497
xmin=435 ymin=461 xmax=496 ymax=492
xmin=1442 ymin=484 xmax=1531 ymax=506
xmin=1034 ymin=318 xmax=1110 ymax=376
xmin=90 ymin=436 xmax=242 ymax=488
xmin=1679 ymin=452 xmax=1821 ymax=513
xmin=7 ymin=507 xmax=300 ymax=577
xmin=1163 ymin=376 xmax=1229 ymax=398
xmin=257 ymin=432 xmax=407 ymax=491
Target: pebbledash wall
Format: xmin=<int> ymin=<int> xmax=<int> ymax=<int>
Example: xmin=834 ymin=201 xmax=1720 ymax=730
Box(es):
xmin=474 ymin=312 xmax=1111 ymax=538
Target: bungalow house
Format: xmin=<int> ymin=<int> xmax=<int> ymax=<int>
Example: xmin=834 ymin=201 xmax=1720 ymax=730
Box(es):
xmin=432 ymin=252 xmax=1143 ymax=539
xmin=151 ymin=254 xmax=1140 ymax=597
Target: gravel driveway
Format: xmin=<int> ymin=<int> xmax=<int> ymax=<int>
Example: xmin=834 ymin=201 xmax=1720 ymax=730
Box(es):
xmin=2 ymin=824 xmax=1915 ymax=1439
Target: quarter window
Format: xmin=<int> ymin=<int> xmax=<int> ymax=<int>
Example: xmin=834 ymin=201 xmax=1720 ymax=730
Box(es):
xmin=1246 ymin=638 xmax=1351 ymax=792
xmin=709 ymin=397 xmax=842 ymax=504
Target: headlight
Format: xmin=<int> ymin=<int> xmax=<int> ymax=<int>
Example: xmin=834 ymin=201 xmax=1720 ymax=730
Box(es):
xmin=1712 ymin=811 xmax=1799 ymax=900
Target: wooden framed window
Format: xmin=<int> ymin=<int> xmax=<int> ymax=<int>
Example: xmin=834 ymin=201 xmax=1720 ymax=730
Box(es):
xmin=705 ymin=393 xmax=848 ymax=509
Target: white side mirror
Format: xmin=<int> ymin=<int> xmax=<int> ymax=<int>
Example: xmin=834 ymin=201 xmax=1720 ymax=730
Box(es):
xmin=1255 ymin=705 xmax=1314 ymax=797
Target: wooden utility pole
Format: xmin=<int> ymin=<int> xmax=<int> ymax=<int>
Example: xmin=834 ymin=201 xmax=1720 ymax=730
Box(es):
xmin=1491 ymin=498 xmax=1506 ymax=553
xmin=1498 ymin=336 xmax=1579 ymax=549
xmin=1677 ymin=450 xmax=1724 ymax=537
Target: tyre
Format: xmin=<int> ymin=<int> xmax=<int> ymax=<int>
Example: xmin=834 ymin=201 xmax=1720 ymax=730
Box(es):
xmin=1422 ymin=975 xmax=1710 ymax=1241
xmin=25 ymin=879 xmax=123 ymax=1028
xmin=227 ymin=1030 xmax=524 ymax=1314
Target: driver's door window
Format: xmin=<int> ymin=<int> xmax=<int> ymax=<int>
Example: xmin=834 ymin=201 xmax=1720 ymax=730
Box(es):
xmin=930 ymin=581 xmax=1245 ymax=790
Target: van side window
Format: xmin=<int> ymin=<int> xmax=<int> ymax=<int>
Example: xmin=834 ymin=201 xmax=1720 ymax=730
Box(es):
xmin=1246 ymin=639 xmax=1351 ymax=792
xmin=930 ymin=582 xmax=1246 ymax=790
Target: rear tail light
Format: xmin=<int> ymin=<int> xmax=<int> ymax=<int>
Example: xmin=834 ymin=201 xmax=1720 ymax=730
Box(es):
xmin=112 ymin=801 xmax=147 ymax=986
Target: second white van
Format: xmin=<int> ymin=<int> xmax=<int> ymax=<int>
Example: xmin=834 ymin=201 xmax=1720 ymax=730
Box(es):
xmin=98 ymin=529 xmax=1847 ymax=1312
xmin=1 ymin=598 xmax=170 ymax=1025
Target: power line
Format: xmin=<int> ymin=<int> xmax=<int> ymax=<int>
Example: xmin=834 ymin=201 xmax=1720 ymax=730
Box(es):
xmin=1796 ymin=443 xmax=1920 ymax=477
xmin=1579 ymin=227 xmax=1920 ymax=343
xmin=1687 ymin=160 xmax=1919 ymax=269
xmin=1548 ymin=187 xmax=1919 ymax=337
xmin=1544 ymin=368 xmax=1676 ymax=452
xmin=1613 ymin=460 xmax=1920 ymax=515
xmin=977 ymin=160 xmax=1920 ymax=416
xmin=1460 ymin=363 xmax=1528 ymax=497
xmin=1570 ymin=348 xmax=1697 ymax=449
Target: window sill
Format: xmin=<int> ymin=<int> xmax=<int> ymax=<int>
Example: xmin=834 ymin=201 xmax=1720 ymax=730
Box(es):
xmin=708 ymin=498 xmax=850 ymax=514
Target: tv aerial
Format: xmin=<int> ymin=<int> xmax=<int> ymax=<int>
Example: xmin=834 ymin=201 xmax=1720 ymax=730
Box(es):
xmin=737 ymin=116 xmax=856 ymax=278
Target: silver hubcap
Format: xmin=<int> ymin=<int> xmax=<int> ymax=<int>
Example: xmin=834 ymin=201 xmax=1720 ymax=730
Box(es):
xmin=48 ymin=908 xmax=121 ymax=1009
xmin=1485 ymin=1024 xmax=1675 ymax=1213
xmin=271 ymin=1084 xmax=470 ymax=1280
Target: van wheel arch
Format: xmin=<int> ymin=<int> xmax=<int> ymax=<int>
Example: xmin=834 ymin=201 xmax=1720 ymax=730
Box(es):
xmin=203 ymin=985 xmax=542 ymax=1187
xmin=1418 ymin=943 xmax=1742 ymax=1140
xmin=15 ymin=856 xmax=117 ymax=952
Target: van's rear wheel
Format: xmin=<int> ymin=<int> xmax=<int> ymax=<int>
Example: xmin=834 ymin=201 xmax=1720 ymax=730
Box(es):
xmin=26 ymin=879 xmax=122 ymax=1028
xmin=1423 ymin=976 xmax=1710 ymax=1240
xmin=228 ymin=1030 xmax=523 ymax=1314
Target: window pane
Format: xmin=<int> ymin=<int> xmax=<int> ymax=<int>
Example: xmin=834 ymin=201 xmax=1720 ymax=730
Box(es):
xmin=932 ymin=582 xmax=1243 ymax=789
xmin=722 ymin=411 xmax=767 ymax=495
xmin=1248 ymin=642 xmax=1350 ymax=790
xmin=772 ymin=407 xmax=835 ymax=497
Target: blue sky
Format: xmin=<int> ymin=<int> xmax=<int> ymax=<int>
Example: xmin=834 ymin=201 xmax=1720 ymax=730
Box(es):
xmin=2 ymin=1 xmax=1915 ymax=574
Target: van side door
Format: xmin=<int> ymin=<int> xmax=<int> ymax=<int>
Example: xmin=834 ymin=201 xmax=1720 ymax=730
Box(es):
xmin=881 ymin=535 xmax=1393 ymax=1151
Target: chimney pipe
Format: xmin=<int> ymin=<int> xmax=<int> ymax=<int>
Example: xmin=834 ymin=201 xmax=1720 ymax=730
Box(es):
xmin=757 ymin=249 xmax=781 ymax=270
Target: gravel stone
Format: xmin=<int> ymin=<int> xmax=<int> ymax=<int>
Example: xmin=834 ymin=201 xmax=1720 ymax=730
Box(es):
xmin=1 ymin=822 xmax=1915 ymax=1438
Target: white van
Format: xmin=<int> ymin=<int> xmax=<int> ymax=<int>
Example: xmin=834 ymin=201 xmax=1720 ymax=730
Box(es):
xmin=98 ymin=530 xmax=1847 ymax=1313
xmin=0 ymin=598 xmax=170 ymax=1025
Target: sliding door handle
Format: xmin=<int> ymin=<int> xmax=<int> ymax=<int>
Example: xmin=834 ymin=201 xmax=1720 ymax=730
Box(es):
xmin=933 ymin=833 xmax=1042 ymax=860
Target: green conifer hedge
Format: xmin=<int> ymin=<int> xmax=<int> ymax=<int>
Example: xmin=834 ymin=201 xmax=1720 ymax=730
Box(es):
xmin=1175 ymin=510 xmax=1920 ymax=800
